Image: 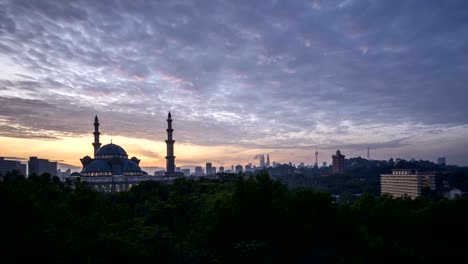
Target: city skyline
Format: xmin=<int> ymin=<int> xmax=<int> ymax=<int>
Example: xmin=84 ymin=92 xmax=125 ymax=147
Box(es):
xmin=1 ymin=0 xmax=468 ymax=166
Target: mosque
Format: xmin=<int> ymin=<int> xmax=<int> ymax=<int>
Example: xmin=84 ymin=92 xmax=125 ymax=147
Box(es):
xmin=77 ymin=112 xmax=180 ymax=178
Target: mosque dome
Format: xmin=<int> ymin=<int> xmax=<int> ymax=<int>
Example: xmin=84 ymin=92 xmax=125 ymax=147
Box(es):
xmin=82 ymin=159 xmax=111 ymax=173
xmin=95 ymin=143 xmax=128 ymax=159
xmin=80 ymin=117 xmax=149 ymax=177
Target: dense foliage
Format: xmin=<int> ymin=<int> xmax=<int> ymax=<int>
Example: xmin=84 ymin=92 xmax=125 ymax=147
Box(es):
xmin=1 ymin=171 xmax=468 ymax=263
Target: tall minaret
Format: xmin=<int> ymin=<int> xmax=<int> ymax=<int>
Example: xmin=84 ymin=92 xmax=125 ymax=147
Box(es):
xmin=315 ymin=147 xmax=318 ymax=168
xmin=165 ymin=111 xmax=175 ymax=174
xmin=92 ymin=115 xmax=101 ymax=157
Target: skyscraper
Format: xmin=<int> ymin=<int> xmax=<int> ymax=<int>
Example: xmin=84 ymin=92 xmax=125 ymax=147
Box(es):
xmin=266 ymin=154 xmax=270 ymax=167
xmin=219 ymin=166 xmax=224 ymax=173
xmin=260 ymin=154 xmax=265 ymax=167
xmin=206 ymin=162 xmax=212 ymax=175
xmin=194 ymin=166 xmax=203 ymax=176
xmin=332 ymin=150 xmax=345 ymax=174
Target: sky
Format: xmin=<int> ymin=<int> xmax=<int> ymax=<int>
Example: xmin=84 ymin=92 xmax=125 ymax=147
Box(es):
xmin=0 ymin=0 xmax=468 ymax=170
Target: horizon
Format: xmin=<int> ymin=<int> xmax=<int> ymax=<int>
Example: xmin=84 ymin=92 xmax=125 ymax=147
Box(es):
xmin=1 ymin=0 xmax=468 ymax=167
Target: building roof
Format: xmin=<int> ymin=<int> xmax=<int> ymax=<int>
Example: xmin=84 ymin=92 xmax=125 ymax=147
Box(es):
xmin=95 ymin=143 xmax=128 ymax=158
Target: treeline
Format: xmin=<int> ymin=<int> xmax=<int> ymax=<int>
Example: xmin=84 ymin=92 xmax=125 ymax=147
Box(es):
xmin=1 ymin=171 xmax=468 ymax=263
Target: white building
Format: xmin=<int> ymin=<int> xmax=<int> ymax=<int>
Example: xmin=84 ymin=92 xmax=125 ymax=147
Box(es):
xmin=380 ymin=169 xmax=436 ymax=199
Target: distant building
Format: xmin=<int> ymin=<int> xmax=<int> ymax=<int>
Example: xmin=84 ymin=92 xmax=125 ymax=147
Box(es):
xmin=260 ymin=154 xmax=265 ymax=167
xmin=57 ymin=168 xmax=71 ymax=178
xmin=332 ymin=150 xmax=345 ymax=174
xmin=380 ymin=169 xmax=436 ymax=199
xmin=0 ymin=157 xmax=27 ymax=177
xmin=28 ymin=157 xmax=57 ymax=176
xmin=154 ymin=170 xmax=165 ymax=177
xmin=235 ymin=164 xmax=243 ymax=173
xmin=206 ymin=162 xmax=213 ymax=175
xmin=266 ymin=154 xmax=270 ymax=167
xmin=181 ymin=168 xmax=190 ymax=176
xmin=194 ymin=166 xmax=203 ymax=176
xmin=437 ymin=157 xmax=446 ymax=165
xmin=322 ymin=161 xmax=327 ymax=167
xmin=219 ymin=166 xmax=224 ymax=173
xmin=245 ymin=164 xmax=252 ymax=172
xmin=298 ymin=162 xmax=305 ymax=168
xmin=212 ymin=167 xmax=217 ymax=174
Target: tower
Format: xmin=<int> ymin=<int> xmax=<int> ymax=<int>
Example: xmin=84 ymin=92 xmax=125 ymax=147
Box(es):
xmin=314 ymin=147 xmax=318 ymax=168
xmin=165 ymin=112 xmax=176 ymax=175
xmin=367 ymin=146 xmax=370 ymax=160
xmin=92 ymin=115 xmax=101 ymax=157
xmin=266 ymin=154 xmax=270 ymax=167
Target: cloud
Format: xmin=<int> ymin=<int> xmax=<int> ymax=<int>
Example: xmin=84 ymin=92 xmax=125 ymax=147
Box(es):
xmin=0 ymin=0 xmax=467 ymax=164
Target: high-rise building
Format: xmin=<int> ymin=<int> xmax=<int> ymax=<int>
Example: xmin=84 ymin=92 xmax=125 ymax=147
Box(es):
xmin=28 ymin=157 xmax=57 ymax=176
xmin=212 ymin=167 xmax=217 ymax=174
xmin=437 ymin=157 xmax=446 ymax=165
xmin=235 ymin=164 xmax=243 ymax=173
xmin=206 ymin=162 xmax=213 ymax=175
xmin=0 ymin=157 xmax=27 ymax=177
xmin=380 ymin=169 xmax=436 ymax=199
xmin=219 ymin=166 xmax=224 ymax=173
xmin=322 ymin=161 xmax=327 ymax=167
xmin=332 ymin=150 xmax=345 ymax=174
xmin=194 ymin=166 xmax=203 ymax=176
xmin=260 ymin=154 xmax=265 ymax=167
xmin=266 ymin=154 xmax=270 ymax=167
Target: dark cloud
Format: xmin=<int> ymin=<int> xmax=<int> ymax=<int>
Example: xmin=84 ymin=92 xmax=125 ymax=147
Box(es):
xmin=0 ymin=0 xmax=467 ymax=163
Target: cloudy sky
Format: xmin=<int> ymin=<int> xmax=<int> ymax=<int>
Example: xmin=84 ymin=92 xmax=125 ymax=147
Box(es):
xmin=0 ymin=0 xmax=467 ymax=169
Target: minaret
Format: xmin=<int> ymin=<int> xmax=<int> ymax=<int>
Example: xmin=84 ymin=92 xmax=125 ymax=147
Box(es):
xmin=165 ymin=111 xmax=175 ymax=174
xmin=92 ymin=115 xmax=101 ymax=157
xmin=315 ymin=147 xmax=318 ymax=168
